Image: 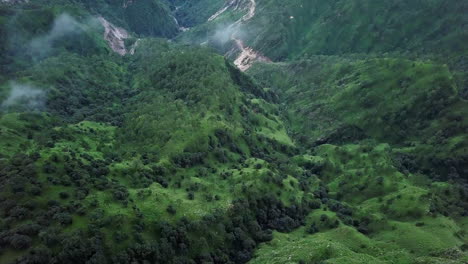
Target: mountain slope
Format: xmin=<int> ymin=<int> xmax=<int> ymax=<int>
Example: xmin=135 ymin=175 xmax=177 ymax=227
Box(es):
xmin=0 ymin=26 xmax=313 ymax=262
xmin=248 ymin=57 xmax=468 ymax=264
xmin=166 ymin=0 xmax=225 ymax=27
xmin=0 ymin=0 xmax=179 ymax=71
xmin=242 ymin=0 xmax=468 ymax=60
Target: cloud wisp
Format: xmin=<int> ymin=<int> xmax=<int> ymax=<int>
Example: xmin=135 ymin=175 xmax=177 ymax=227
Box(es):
xmin=29 ymin=13 xmax=99 ymax=58
xmin=1 ymin=82 xmax=46 ymax=111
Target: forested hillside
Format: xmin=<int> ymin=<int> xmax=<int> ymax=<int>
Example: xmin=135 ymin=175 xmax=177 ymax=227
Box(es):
xmin=243 ymin=0 xmax=468 ymax=59
xmin=0 ymin=0 xmax=467 ymax=263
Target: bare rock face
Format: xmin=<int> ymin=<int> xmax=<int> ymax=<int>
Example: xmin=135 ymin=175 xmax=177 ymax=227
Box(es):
xmin=208 ymin=0 xmax=252 ymax=22
xmin=208 ymin=0 xmax=236 ymax=21
xmin=123 ymin=0 xmax=136 ymax=8
xmin=129 ymin=39 xmax=140 ymax=55
xmin=98 ymin=17 xmax=130 ymax=56
xmin=209 ymin=0 xmax=271 ymax=71
xmin=233 ymin=39 xmax=271 ymax=72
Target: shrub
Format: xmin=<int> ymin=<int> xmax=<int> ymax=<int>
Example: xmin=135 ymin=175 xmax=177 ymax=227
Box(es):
xmin=53 ymin=213 xmax=73 ymax=226
xmin=320 ymin=214 xmax=329 ymax=222
xmin=187 ymin=191 xmax=195 ymax=200
xmin=59 ymin=192 xmax=70 ymax=199
xmin=306 ymin=223 xmax=319 ymax=234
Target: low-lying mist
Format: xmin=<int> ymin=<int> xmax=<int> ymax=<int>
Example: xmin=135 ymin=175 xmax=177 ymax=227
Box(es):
xmin=28 ymin=13 xmax=100 ymax=59
xmin=211 ymin=23 xmax=240 ymax=45
xmin=202 ymin=21 xmax=251 ymax=52
xmin=1 ymin=82 xmax=46 ymax=111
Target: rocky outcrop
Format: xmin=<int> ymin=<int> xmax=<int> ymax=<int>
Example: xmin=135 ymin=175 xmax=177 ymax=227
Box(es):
xmin=129 ymin=39 xmax=140 ymax=55
xmin=241 ymin=0 xmax=256 ymax=21
xmin=233 ymin=39 xmax=271 ymax=71
xmin=210 ymin=0 xmax=270 ymax=71
xmin=208 ymin=0 xmax=252 ymax=22
xmin=98 ymin=17 xmax=130 ymax=56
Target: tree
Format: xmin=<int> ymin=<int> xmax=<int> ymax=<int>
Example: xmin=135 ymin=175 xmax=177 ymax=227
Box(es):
xmin=54 ymin=212 xmax=73 ymax=226
xmin=10 ymin=234 xmax=32 ymax=249
xmin=167 ymin=205 xmax=176 ymax=215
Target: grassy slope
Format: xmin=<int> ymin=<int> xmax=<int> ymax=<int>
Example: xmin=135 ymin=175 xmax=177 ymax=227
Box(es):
xmin=250 ymin=143 xmax=468 ymax=264
xmin=249 ymin=57 xmax=468 ymax=177
xmin=248 ymin=54 xmax=468 ymax=262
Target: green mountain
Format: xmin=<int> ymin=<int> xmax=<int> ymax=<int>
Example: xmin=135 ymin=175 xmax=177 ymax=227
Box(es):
xmin=0 ymin=1 xmax=467 ymax=264
xmin=243 ymin=0 xmax=468 ymax=59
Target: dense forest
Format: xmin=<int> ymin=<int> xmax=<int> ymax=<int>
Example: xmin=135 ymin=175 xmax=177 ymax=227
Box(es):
xmin=0 ymin=0 xmax=467 ymax=263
